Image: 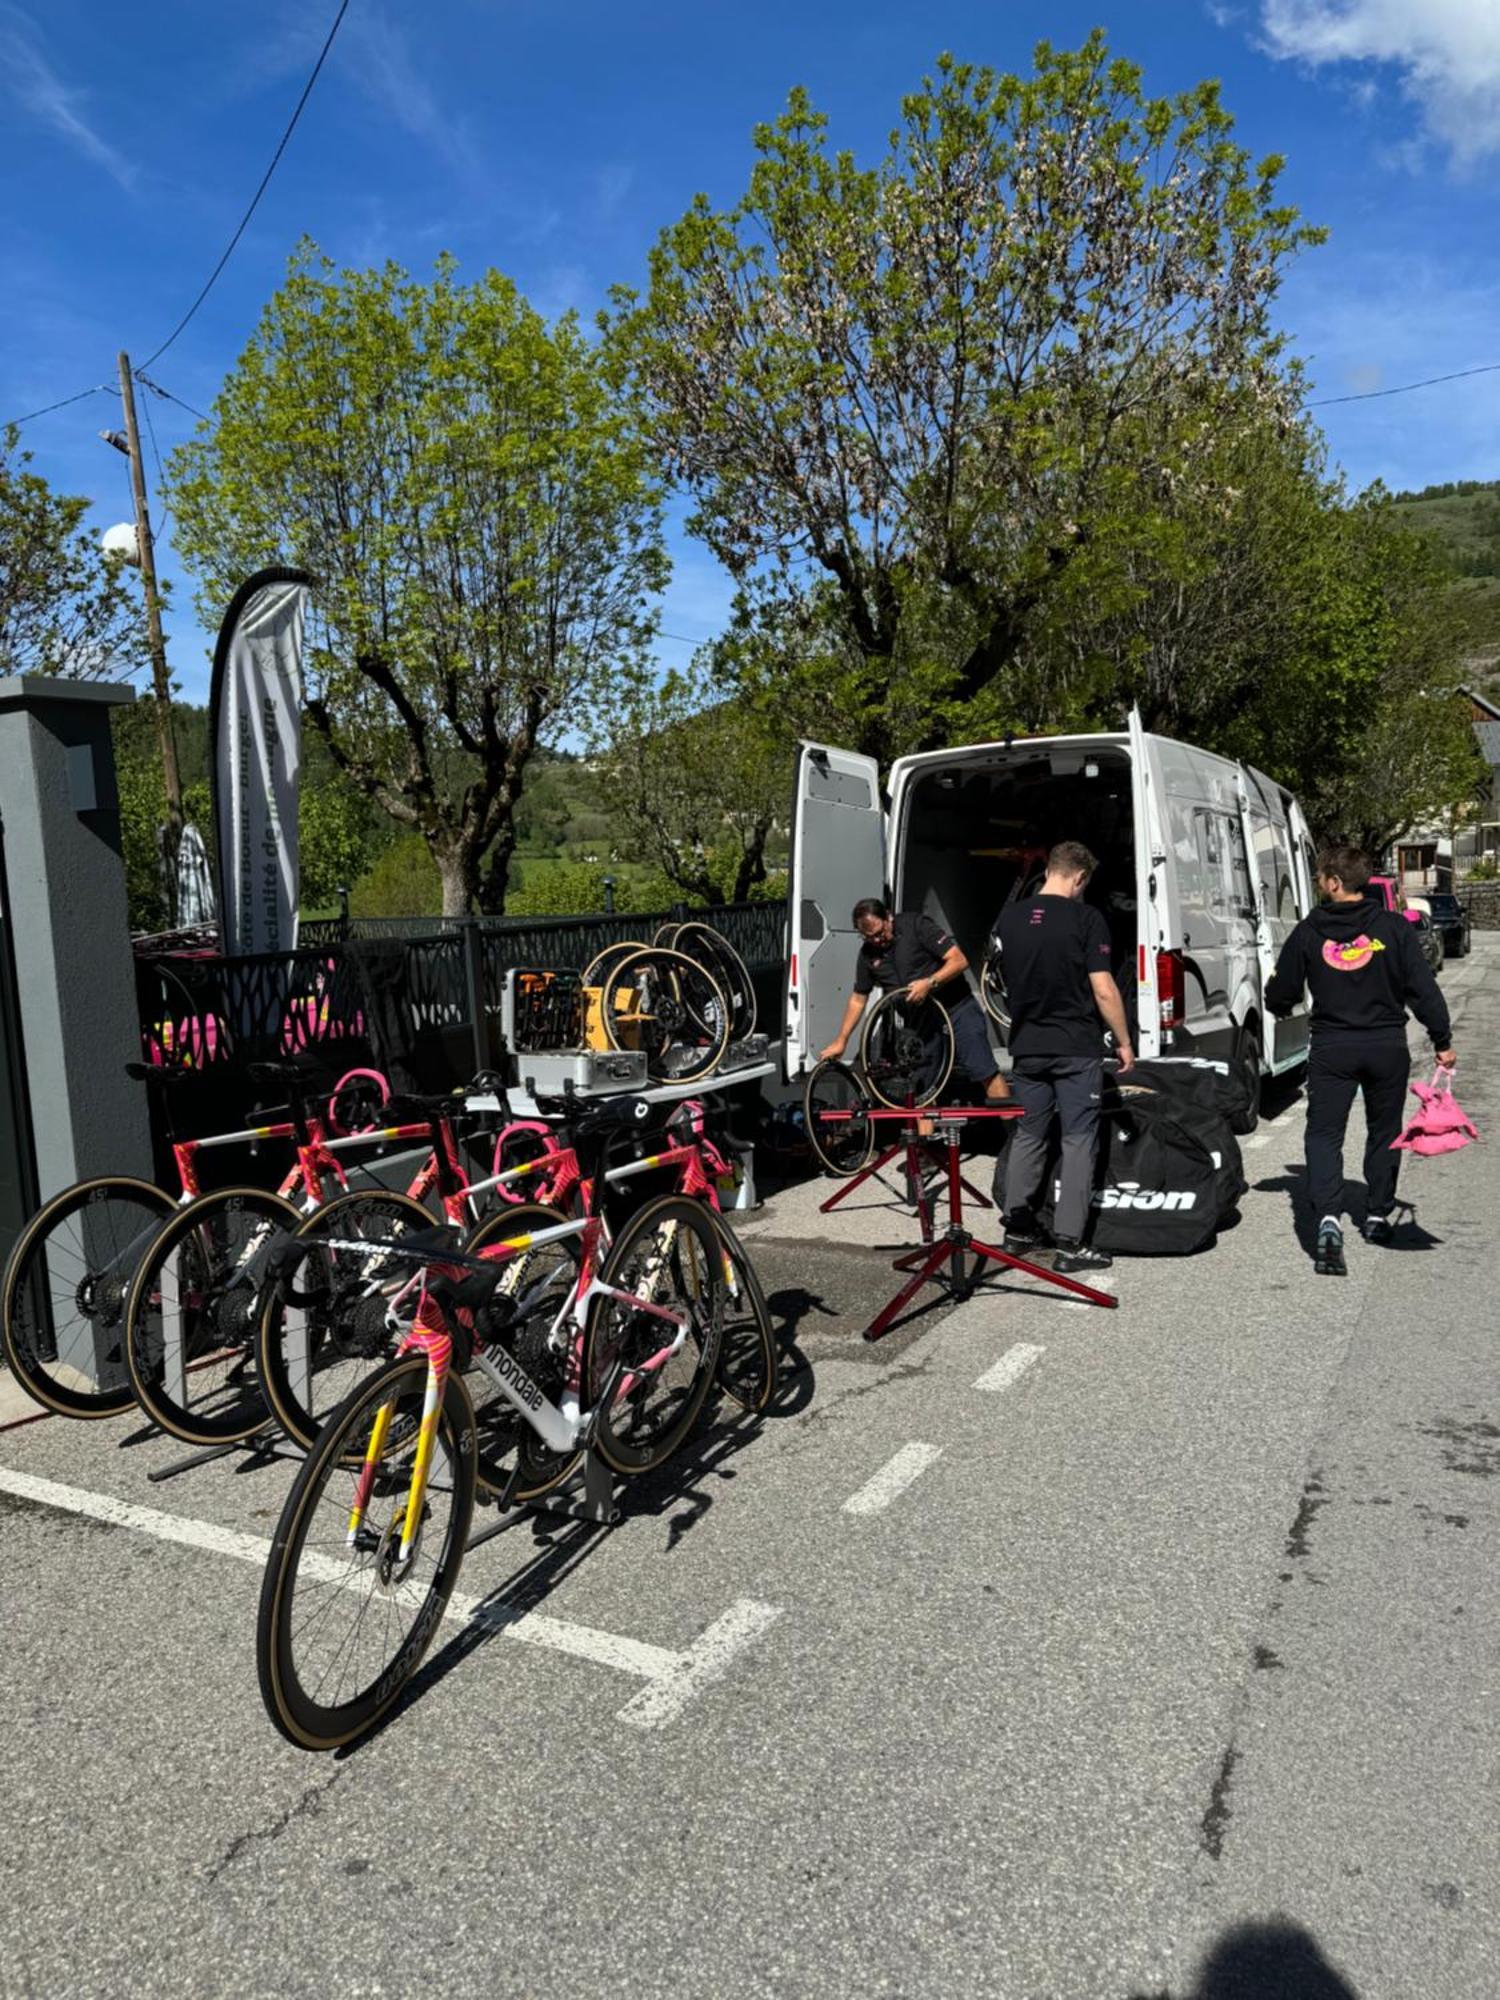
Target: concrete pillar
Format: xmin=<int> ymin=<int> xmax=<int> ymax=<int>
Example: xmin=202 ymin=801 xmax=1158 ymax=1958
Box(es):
xmin=0 ymin=676 xmax=152 ymax=1209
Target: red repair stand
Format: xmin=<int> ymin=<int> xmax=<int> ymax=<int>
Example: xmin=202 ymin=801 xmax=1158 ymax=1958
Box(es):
xmin=819 ymin=1101 xmax=993 ymax=1245
xmin=818 ymin=1106 xmax=1118 ymax=1340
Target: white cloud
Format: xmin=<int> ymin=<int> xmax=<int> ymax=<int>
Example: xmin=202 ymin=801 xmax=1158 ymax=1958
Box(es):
xmin=339 ymin=4 xmax=481 ymax=183
xmin=0 ymin=5 xmax=137 ymax=190
xmin=1259 ymin=1 xmax=1500 ymax=165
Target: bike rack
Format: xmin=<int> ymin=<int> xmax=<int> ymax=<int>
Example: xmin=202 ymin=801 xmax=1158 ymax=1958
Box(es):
xmin=469 ymin=1444 xmax=621 ymax=1542
xmin=816 ymin=1106 xmax=1118 ymax=1341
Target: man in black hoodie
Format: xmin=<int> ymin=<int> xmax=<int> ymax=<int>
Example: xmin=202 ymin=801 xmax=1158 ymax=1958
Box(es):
xmin=1264 ymin=843 xmax=1455 ymax=1274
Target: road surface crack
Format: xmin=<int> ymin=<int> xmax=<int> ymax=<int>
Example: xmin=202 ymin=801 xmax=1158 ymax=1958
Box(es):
xmin=204 ymin=1769 xmax=343 ymax=1883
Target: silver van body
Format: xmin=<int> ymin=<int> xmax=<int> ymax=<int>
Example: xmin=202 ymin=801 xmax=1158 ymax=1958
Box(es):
xmin=784 ymin=713 xmax=1316 ymax=1091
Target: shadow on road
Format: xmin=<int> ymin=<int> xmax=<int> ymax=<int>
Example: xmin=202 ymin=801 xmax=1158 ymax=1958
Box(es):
xmin=1255 ymin=1167 xmax=1444 ymax=1257
xmin=1134 ymin=1916 xmax=1361 ymax=1998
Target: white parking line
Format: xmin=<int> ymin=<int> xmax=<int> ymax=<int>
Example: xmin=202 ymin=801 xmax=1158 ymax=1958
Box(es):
xmin=617 ymin=1599 xmax=783 ymax=1730
xmin=0 ymin=1466 xmax=778 ymax=1727
xmin=842 ymin=1442 xmax=941 ymax=1516
xmin=973 ymin=1342 xmax=1044 ymax=1393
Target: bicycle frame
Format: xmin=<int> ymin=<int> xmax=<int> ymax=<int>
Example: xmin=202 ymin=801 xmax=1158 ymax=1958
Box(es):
xmin=333 ymin=1216 xmax=694 ymax=1565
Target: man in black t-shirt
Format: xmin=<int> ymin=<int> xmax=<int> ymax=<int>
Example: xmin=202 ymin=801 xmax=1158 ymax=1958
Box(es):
xmin=993 ymin=840 xmax=1134 ymax=1274
xmin=819 ymin=899 xmax=1009 ymax=1103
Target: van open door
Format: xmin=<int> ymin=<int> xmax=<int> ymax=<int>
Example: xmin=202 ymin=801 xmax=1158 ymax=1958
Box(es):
xmin=785 ymin=743 xmax=885 ymax=1081
xmin=1126 ymin=708 xmax=1170 ymax=1058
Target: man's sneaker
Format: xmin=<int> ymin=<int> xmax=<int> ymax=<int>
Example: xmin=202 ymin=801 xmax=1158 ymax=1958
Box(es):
xmin=1314 ymin=1222 xmax=1347 ymax=1276
xmin=1002 ymin=1210 xmax=1040 ymax=1255
xmin=1361 ymin=1214 xmax=1395 ymax=1246
xmin=1053 ymin=1240 xmax=1113 ymax=1274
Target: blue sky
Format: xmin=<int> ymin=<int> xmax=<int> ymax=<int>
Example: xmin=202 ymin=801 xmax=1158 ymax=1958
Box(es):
xmin=3 ymin=0 xmax=1499 ymax=701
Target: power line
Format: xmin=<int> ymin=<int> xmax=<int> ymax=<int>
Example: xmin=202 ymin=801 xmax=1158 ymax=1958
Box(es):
xmin=135 ymin=372 xmax=209 ymax=423
xmin=137 ymin=389 xmax=172 ymax=542
xmin=1 ymin=383 xmax=112 ymax=432
xmin=136 ymin=0 xmax=352 ymax=371
xmin=1308 ymin=361 xmax=1500 ymax=408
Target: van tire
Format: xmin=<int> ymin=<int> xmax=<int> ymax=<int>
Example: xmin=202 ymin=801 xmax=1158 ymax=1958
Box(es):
xmin=1229 ymin=1022 xmax=1261 ymax=1136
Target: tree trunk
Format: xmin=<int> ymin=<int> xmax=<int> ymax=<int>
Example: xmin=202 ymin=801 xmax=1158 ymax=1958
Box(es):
xmin=434 ymin=842 xmax=475 ymax=917
xmin=478 ymin=820 xmax=518 ymax=916
xmin=732 ymin=825 xmax=770 ymax=903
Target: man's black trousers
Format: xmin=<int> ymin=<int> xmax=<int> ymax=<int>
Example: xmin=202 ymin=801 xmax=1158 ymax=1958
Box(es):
xmin=1305 ymin=1038 xmax=1411 ymax=1221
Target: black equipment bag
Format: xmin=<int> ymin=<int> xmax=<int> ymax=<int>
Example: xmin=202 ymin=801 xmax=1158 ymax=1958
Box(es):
xmin=1039 ymin=1069 xmax=1246 ymax=1254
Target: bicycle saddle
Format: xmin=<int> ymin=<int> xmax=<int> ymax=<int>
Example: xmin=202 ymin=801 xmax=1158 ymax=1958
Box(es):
xmin=124 ymin=1060 xmax=199 ymax=1087
xmin=536 ymin=1094 xmax=651 ymax=1140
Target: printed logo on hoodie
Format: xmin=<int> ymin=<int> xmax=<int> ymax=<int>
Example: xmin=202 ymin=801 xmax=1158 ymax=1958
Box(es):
xmin=1321 ymin=934 xmax=1386 ymax=973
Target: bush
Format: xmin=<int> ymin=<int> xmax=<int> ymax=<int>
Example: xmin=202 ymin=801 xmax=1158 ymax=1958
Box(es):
xmin=349 ymin=835 xmax=441 ymax=917
xmin=1464 ymin=856 xmax=1500 ymax=881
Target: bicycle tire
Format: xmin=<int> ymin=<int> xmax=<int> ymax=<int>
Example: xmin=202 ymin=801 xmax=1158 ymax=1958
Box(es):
xmin=804 ymin=1059 xmax=877 ymax=1177
xmin=124 ymin=1187 xmax=299 ymax=1445
xmin=257 ymin=1188 xmax=436 ymax=1450
xmin=703 ymin=1209 xmax=778 ymax=1415
xmin=256 ymin=1351 xmax=477 ymax=1750
xmin=651 ymin=922 xmax=685 ymax=951
xmin=979 ymin=955 xmax=1011 ymax=1040
xmin=1 ymin=1176 xmax=175 ymax=1419
xmin=670 ymin=921 xmax=758 ymax=1039
xmin=859 ymin=988 xmax=955 ymax=1110
xmin=581 ymin=940 xmax=650 ymax=990
xmin=583 ymin=1194 xmax=723 ymax=1476
xmin=461 ymin=1201 xmax=584 ymax=1500
xmin=600 ymin=947 xmax=730 ymax=1084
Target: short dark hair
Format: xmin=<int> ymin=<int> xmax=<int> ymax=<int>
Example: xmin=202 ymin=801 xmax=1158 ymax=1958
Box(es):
xmin=1047 ymin=840 xmax=1097 ymax=880
xmin=1316 ymin=844 xmax=1371 ymax=891
xmin=852 ymin=896 xmax=889 ymax=926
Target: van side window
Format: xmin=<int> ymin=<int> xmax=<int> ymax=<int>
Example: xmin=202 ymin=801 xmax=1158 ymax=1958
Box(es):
xmin=1225 ymin=816 xmax=1255 ymax=915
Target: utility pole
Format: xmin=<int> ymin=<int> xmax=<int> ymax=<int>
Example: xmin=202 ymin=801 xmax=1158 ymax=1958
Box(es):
xmin=116 ymin=349 xmax=183 ymax=917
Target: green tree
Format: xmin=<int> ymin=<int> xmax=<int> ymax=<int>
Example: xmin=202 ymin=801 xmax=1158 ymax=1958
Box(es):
xmin=167 ymin=246 xmax=667 ymax=915
xmin=0 ymin=427 xmax=145 ymax=680
xmin=594 ymin=655 xmax=794 ymax=904
xmin=608 ymin=36 xmax=1320 ymax=757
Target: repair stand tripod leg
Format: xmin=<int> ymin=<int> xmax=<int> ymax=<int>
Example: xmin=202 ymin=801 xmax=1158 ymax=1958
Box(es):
xmin=819 ymin=1142 xmax=907 ymax=1214
xmin=861 ymin=1125 xmax=1117 ymax=1341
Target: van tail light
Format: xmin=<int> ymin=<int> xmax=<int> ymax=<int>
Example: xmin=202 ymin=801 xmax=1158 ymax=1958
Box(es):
xmin=790 ymin=953 xmax=798 ymax=991
xmin=1156 ymin=949 xmax=1185 ymax=1029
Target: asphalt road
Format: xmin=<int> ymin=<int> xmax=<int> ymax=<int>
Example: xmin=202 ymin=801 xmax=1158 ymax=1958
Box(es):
xmin=1 ymin=943 xmax=1495 ymax=2000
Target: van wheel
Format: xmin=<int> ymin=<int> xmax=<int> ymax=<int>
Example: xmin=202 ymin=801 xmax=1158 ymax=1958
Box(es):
xmin=1229 ymin=1024 xmax=1261 ymax=1136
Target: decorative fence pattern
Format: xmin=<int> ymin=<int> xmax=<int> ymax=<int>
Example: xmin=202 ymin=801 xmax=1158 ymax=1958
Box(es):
xmin=135 ymin=902 xmax=788 ymax=1104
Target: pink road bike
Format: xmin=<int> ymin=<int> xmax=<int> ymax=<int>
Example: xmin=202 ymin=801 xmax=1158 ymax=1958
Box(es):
xmin=255 ymin=1097 xmax=727 ymax=1750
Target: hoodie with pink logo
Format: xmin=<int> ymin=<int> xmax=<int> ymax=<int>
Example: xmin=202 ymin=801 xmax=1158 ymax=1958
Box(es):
xmin=1264 ymin=893 xmax=1451 ymax=1049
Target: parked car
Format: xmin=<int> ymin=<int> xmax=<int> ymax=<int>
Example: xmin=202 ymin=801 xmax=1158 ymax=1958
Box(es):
xmin=1426 ymin=891 xmax=1472 ymax=958
xmin=1413 ymin=910 xmax=1445 ymax=974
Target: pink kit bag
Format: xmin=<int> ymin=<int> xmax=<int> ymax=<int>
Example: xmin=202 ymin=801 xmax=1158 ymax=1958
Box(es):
xmin=1390 ymin=1067 xmax=1480 ymax=1157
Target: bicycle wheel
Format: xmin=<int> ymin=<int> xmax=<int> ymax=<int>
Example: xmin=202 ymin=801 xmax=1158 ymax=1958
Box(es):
xmin=256 ymin=1351 xmax=477 ymax=1750
xmin=704 ymin=1210 xmax=778 ymax=1415
xmin=2 ymin=1177 xmax=175 ymax=1418
xmin=257 ymin=1189 xmax=436 ymax=1450
xmin=804 ymin=1059 xmax=877 ymax=1177
xmin=124 ymin=1187 xmax=298 ymax=1445
xmin=581 ymin=940 xmax=649 ymax=990
xmin=462 ymin=1202 xmax=583 ymax=1500
xmin=859 ymin=989 xmax=955 ymax=1110
xmin=651 ymin=922 xmax=685 ymax=951
xmin=980 ymin=952 xmax=1011 ymax=1041
xmin=672 ymin=922 xmax=758 ymax=1039
xmin=583 ymin=1194 xmax=723 ymax=1476
xmin=600 ymin=948 xmax=730 ymax=1084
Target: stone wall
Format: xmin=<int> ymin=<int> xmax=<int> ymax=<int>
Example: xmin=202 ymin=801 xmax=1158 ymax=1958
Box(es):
xmin=1456 ymin=883 xmax=1500 ymax=930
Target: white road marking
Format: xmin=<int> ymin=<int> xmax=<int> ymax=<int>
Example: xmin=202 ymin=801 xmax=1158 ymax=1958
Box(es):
xmin=616 ymin=1598 xmax=783 ymax=1730
xmin=973 ymin=1342 xmax=1045 ymax=1393
xmin=842 ymin=1442 xmax=941 ymax=1516
xmin=0 ymin=1466 xmax=778 ymax=1724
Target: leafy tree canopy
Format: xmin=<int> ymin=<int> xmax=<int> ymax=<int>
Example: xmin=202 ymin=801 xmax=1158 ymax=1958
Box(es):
xmin=167 ymin=245 xmax=667 ymax=914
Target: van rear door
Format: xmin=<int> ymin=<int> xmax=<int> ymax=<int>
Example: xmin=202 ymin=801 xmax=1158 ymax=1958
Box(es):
xmin=1127 ymin=709 xmax=1171 ymax=1058
xmin=785 ymin=743 xmax=885 ymax=1080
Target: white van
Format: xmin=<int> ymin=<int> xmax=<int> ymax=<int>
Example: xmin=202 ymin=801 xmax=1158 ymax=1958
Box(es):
xmin=785 ymin=712 xmax=1316 ymax=1115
